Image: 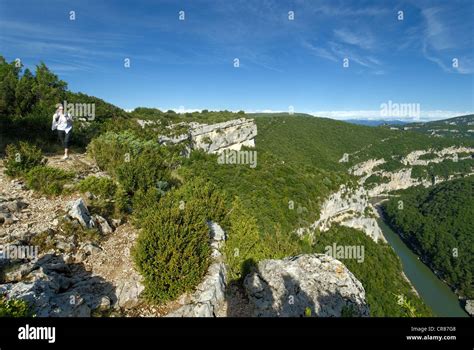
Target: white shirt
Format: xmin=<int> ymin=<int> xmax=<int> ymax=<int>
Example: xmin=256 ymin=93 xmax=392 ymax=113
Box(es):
xmin=52 ymin=112 xmax=73 ymax=133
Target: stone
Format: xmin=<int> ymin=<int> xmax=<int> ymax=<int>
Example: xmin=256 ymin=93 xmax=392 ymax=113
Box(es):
xmin=66 ymin=198 xmax=93 ymax=229
xmin=80 ymin=242 xmax=103 ymax=256
xmin=465 ymin=300 xmax=474 ymax=316
xmin=115 ymin=280 xmax=145 ymax=309
xmin=98 ymin=296 xmax=111 ymax=311
xmin=208 ymin=221 xmax=226 ymax=241
xmin=244 ymin=254 xmax=370 ymax=317
xmin=156 ymin=118 xmax=257 ymax=155
xmin=93 ymin=215 xmax=113 ymax=235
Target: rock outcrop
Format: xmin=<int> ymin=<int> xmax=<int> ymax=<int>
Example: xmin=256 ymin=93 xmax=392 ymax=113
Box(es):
xmin=158 ymin=118 xmax=257 ymax=155
xmin=244 ymin=254 xmax=369 ymax=317
xmin=301 ymin=185 xmax=384 ymax=242
xmin=465 ymin=300 xmax=474 ymax=316
xmin=0 ymin=254 xmax=116 ymax=317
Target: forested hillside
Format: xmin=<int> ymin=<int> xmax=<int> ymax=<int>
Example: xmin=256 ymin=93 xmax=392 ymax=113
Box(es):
xmin=383 ymin=177 xmax=474 ymax=298
xmin=387 ymin=115 xmax=474 ymax=139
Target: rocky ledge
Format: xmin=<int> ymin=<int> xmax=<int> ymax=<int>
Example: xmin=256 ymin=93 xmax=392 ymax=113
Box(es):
xmin=244 ymin=254 xmax=370 ymax=317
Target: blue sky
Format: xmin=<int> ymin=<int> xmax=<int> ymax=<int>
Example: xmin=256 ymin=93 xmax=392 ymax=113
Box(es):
xmin=1 ymin=0 xmax=473 ymax=120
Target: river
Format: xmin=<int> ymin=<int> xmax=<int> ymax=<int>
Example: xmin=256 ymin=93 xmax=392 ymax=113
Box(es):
xmin=376 ymin=216 xmax=468 ymax=317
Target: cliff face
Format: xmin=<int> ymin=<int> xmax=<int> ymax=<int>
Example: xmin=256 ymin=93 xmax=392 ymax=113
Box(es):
xmin=302 ymin=146 xmax=474 ymax=242
xmin=299 ymin=185 xmax=384 ymax=242
xmin=244 ymin=254 xmax=370 ymax=317
xmin=157 ymin=118 xmax=257 ymax=154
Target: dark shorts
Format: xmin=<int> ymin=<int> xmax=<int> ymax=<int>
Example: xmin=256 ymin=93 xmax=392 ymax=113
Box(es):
xmin=58 ymin=130 xmax=72 ymax=148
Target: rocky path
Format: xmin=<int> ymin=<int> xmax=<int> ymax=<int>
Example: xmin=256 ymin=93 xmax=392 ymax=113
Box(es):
xmin=0 ymin=153 xmax=164 ymax=316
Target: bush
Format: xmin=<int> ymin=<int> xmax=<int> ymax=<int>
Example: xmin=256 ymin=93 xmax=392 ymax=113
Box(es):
xmin=4 ymin=141 xmax=45 ymax=177
xmin=133 ymin=194 xmax=211 ymax=303
xmin=224 ymin=197 xmax=306 ymax=281
xmin=0 ymin=295 xmax=32 ymax=317
xmin=132 ymin=178 xmax=229 ymax=303
xmin=116 ymin=146 xmax=172 ymax=194
xmin=88 ymin=131 xmax=165 ymax=175
xmin=77 ymin=176 xmax=117 ymax=198
xmin=25 ymin=166 xmax=74 ymax=196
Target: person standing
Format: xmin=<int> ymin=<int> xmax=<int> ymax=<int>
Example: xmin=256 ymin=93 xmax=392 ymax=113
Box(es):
xmin=52 ymin=104 xmax=73 ymax=160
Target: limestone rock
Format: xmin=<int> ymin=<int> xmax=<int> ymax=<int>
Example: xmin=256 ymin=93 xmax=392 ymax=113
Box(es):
xmin=157 ymin=118 xmax=257 ymax=155
xmin=465 ymin=300 xmax=474 ymax=316
xmin=244 ymin=254 xmax=370 ymax=317
xmin=92 ymin=215 xmax=113 ymax=235
xmin=66 ymin=198 xmax=94 ymax=229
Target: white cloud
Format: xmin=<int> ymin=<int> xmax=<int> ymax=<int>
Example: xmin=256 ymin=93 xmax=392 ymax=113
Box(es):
xmin=307 ymin=110 xmax=473 ymax=122
xmin=333 ymin=28 xmax=375 ymax=50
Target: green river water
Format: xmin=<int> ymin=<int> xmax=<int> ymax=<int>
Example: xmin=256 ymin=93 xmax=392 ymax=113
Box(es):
xmin=377 ymin=218 xmax=468 ymax=317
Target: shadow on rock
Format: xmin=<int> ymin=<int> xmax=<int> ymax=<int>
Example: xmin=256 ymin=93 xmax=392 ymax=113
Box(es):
xmin=0 ymin=253 xmax=117 ymax=317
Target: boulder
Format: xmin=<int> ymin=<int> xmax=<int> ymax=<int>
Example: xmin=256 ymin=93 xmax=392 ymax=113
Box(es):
xmin=66 ymin=199 xmax=94 ymax=229
xmin=93 ymin=215 xmax=113 ymax=235
xmin=465 ymin=300 xmax=474 ymax=316
xmin=244 ymin=254 xmax=370 ymax=317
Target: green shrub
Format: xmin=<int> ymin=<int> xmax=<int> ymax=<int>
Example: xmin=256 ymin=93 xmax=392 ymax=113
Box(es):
xmin=132 ymin=178 xmax=229 ymax=303
xmin=0 ymin=295 xmax=32 ymax=317
xmin=25 ymin=166 xmax=74 ymax=196
xmin=131 ymin=187 xmax=162 ymax=225
xmin=116 ymin=146 xmax=171 ymax=194
xmin=113 ymin=185 xmax=131 ymax=216
xmin=224 ymin=197 xmax=307 ymax=281
xmin=4 ymin=141 xmax=45 ymax=177
xmin=88 ymin=131 xmax=167 ymax=175
xmin=76 ymin=176 xmax=118 ymax=217
xmin=133 ymin=195 xmax=211 ymax=303
xmin=76 ymin=176 xmax=117 ymax=198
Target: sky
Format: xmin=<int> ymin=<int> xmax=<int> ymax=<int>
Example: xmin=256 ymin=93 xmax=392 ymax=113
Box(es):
xmin=0 ymin=0 xmax=473 ymax=121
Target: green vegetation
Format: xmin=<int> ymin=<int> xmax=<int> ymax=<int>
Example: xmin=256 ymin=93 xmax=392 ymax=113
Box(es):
xmin=411 ymin=158 xmax=474 ymax=181
xmin=0 ymin=56 xmax=127 ymax=153
xmin=76 ymin=176 xmax=122 ymax=217
xmin=223 ymin=197 xmax=308 ymax=281
xmin=25 ymin=166 xmax=74 ymax=196
xmin=383 ymin=177 xmax=474 ymax=298
xmin=404 ymin=115 xmax=474 ymax=139
xmin=313 ymin=226 xmax=432 ymax=316
xmin=133 ymin=178 xmax=227 ymax=303
xmin=77 ymin=176 xmax=117 ymax=198
xmin=4 ymin=141 xmax=75 ymax=196
xmin=4 ymin=141 xmax=45 ymax=177
xmin=0 ymin=295 xmax=32 ymax=317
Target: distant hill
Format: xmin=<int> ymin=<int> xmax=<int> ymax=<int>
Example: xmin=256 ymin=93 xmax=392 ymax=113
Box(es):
xmin=344 ymin=119 xmax=409 ymax=127
xmin=387 ymin=115 xmax=474 ymax=139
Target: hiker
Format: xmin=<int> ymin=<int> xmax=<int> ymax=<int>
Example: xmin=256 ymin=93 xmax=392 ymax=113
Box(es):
xmin=51 ymin=104 xmax=73 ymax=160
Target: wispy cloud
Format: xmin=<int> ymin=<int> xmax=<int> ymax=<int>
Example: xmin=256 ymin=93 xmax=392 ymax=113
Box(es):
xmin=333 ymin=28 xmax=375 ymax=50
xmin=420 ymin=6 xmax=473 ymax=74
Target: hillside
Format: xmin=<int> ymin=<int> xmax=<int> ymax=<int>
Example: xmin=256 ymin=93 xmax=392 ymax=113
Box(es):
xmin=387 ymin=115 xmax=474 ymax=139
xmin=383 ymin=177 xmax=474 ymax=299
